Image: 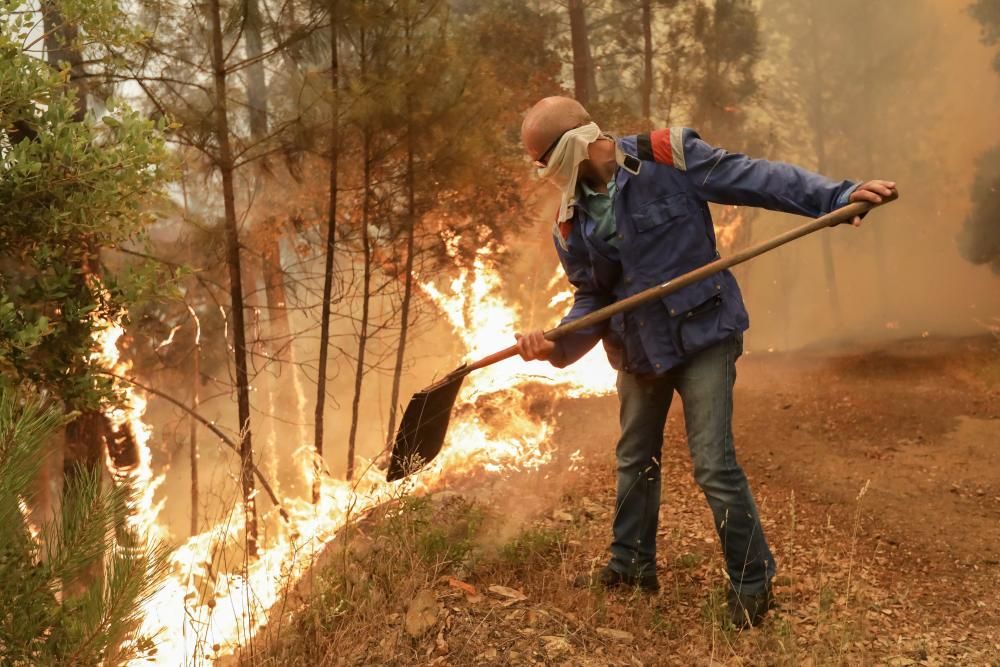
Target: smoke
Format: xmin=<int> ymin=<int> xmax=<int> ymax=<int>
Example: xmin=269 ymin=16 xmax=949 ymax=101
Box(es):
xmin=731 ymin=0 xmax=1000 ymax=352
xmin=508 ymin=0 xmax=1000 ymax=357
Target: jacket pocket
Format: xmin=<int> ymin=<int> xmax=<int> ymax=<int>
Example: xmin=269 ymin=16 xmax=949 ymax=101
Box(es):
xmin=662 ymin=279 xmax=725 ymax=356
xmin=632 ymin=193 xmax=690 ymax=233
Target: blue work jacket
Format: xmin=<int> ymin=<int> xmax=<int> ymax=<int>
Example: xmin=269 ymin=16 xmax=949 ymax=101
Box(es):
xmin=549 ymin=127 xmax=859 ymax=375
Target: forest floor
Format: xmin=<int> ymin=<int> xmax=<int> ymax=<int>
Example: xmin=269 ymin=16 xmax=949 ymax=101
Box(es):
xmin=251 ymin=335 xmax=1000 ymax=666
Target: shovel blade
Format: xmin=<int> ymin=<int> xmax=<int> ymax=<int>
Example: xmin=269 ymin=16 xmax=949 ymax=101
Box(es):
xmin=386 ymin=372 xmax=467 ymax=481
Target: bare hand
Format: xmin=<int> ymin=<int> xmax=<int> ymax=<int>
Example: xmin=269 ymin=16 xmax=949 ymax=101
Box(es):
xmin=515 ymin=330 xmax=556 ymax=361
xmin=847 ymin=180 xmax=898 ymax=226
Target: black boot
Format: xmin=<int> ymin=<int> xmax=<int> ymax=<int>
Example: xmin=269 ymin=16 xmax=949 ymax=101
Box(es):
xmin=574 ymin=565 xmax=659 ymax=593
xmin=727 ymin=583 xmax=773 ymax=628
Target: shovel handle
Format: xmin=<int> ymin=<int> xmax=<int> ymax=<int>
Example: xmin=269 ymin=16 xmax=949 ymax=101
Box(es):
xmin=464 ymin=193 xmax=897 ymax=374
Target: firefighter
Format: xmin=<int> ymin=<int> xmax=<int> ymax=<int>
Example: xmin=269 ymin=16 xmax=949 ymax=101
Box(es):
xmin=514 ymin=95 xmax=896 ymax=628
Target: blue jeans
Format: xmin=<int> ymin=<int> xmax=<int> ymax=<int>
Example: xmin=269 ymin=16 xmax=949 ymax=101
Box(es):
xmin=609 ymin=334 xmax=775 ymax=593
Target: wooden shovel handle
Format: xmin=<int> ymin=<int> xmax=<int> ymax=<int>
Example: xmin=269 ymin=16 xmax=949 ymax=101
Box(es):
xmin=464 ymin=193 xmax=898 ymax=374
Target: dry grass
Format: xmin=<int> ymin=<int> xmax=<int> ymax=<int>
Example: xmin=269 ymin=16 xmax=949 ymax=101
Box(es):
xmin=236 ymin=461 xmax=972 ymax=667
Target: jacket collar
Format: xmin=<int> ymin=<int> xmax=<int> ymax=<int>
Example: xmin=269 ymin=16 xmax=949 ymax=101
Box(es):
xmin=614 ymin=136 xmax=640 ymax=192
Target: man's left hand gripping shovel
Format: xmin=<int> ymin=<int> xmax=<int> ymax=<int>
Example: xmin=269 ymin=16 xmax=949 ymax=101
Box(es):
xmin=386 ymin=193 xmax=898 ymax=481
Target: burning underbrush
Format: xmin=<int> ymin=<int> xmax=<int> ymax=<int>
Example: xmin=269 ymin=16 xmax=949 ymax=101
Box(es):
xmin=461 ymin=381 xmax=568 ymax=422
xmin=89 ymin=225 xmax=1000 ymax=665
xmin=85 ymin=245 xmax=616 ymax=665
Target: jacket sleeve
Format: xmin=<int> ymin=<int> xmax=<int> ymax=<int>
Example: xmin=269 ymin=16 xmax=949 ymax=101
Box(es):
xmin=548 ymin=223 xmax=613 ymax=369
xmin=676 ymin=128 xmax=859 ymax=217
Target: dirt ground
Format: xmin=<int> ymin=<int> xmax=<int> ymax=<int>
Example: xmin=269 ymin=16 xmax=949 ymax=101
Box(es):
xmin=255 ymin=335 xmax=1000 ymax=666
xmin=544 ymin=334 xmax=1000 ymax=664
xmin=733 ymin=336 xmax=999 ymax=591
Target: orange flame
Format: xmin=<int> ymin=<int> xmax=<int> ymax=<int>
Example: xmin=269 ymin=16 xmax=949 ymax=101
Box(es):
xmin=714 ymin=205 xmax=745 ymax=249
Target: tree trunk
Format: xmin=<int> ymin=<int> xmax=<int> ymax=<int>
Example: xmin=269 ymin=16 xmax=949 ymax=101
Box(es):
xmin=189 ymin=326 xmax=201 ymax=536
xmin=62 ymin=412 xmax=109 ymax=593
xmin=261 ymin=239 xmax=291 ymax=359
xmin=245 ymin=0 xmax=306 ymax=497
xmin=207 ymin=0 xmax=258 ymax=557
xmin=314 ymin=6 xmax=339 ymax=502
xmin=245 ymin=0 xmax=294 ymax=360
xmin=242 ymin=255 xmax=264 ymax=358
xmin=43 ymin=2 xmax=86 ymax=122
xmin=63 ymin=413 xmax=108 ymax=481
xmin=44 ymin=4 xmax=105 ymax=589
xmin=568 ymin=0 xmax=596 ymax=106
xmin=857 ymin=19 xmax=890 ymax=323
xmin=245 ymin=0 xmax=268 ymax=143
xmin=865 ymin=140 xmax=890 ymax=323
xmin=662 ymin=60 xmax=678 ymax=125
xmin=346 ymin=26 xmax=372 ymax=482
xmin=241 ymin=252 xmax=279 ymax=502
xmin=386 ymin=19 xmax=418 ymax=449
xmin=806 ymin=7 xmax=843 ymax=329
xmin=183 ymin=183 xmax=201 ymax=536
xmin=641 ymin=0 xmax=653 ymax=127
xmin=778 ymin=246 xmax=793 ymax=349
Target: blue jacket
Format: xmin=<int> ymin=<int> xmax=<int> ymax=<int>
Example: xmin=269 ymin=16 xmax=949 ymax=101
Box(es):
xmin=549 ymin=127 xmax=858 ymax=375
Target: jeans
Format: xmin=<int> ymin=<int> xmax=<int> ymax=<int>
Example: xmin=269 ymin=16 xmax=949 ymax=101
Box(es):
xmin=609 ymin=334 xmax=775 ymax=593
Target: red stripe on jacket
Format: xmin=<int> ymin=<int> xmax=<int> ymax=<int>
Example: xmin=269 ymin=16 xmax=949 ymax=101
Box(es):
xmin=651 ymin=128 xmax=673 ymax=165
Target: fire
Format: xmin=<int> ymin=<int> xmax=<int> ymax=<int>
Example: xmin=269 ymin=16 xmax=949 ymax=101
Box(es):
xmin=93 ymin=321 xmax=166 ymax=542
xmin=714 ymin=205 xmax=745 ymax=249
xmin=93 ymin=242 xmax=616 ymax=665
xmin=421 ymin=248 xmax=617 ymax=401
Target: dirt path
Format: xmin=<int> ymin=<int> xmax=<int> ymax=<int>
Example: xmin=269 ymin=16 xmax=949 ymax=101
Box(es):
xmin=735 ymin=336 xmax=999 ymax=567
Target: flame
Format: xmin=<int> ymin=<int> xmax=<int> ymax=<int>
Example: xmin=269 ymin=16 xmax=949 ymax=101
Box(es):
xmin=93 ymin=321 xmax=167 ymax=542
xmin=17 ymin=497 xmax=40 ymax=544
xmin=714 ymin=205 xmax=745 ymax=249
xmin=421 ymin=249 xmax=617 ymax=401
xmin=95 ymin=241 xmax=616 ymax=665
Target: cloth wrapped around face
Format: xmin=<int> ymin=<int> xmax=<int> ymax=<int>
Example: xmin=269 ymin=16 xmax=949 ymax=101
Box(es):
xmin=537 ymin=122 xmax=603 ymax=223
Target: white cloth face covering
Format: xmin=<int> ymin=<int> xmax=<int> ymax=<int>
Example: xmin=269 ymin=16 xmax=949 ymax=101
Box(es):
xmin=537 ymin=122 xmax=602 ymax=223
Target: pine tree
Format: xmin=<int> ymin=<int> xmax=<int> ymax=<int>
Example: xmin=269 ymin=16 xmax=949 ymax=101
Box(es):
xmin=0 ymin=388 xmax=169 ymax=665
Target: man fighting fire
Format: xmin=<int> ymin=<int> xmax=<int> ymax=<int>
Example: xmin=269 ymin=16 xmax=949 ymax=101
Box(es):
xmin=514 ymin=96 xmax=896 ymax=628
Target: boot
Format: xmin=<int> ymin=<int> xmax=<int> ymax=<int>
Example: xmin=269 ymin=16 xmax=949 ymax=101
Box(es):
xmin=727 ymin=583 xmax=773 ymax=628
xmin=574 ymin=565 xmax=659 ymax=593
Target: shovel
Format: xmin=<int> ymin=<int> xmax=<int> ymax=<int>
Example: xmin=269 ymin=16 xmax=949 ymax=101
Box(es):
xmin=386 ymin=194 xmax=898 ymax=481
